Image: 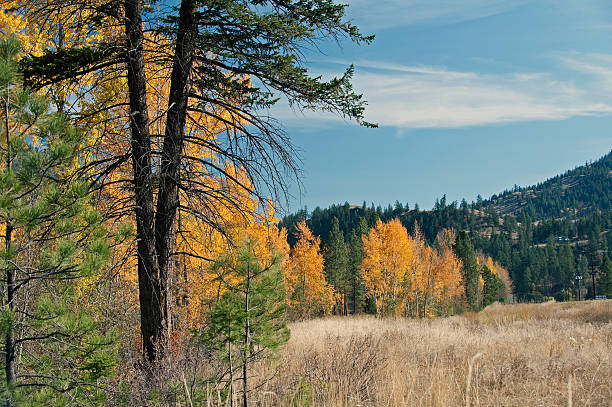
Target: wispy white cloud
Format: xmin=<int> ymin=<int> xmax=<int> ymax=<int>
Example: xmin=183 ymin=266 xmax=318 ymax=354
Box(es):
xmin=351 ymin=59 xmax=612 ymax=128
xmin=560 ymin=52 xmax=612 ymax=91
xmin=344 ymin=0 xmax=532 ymax=31
xmin=275 ymin=56 xmax=612 ymax=129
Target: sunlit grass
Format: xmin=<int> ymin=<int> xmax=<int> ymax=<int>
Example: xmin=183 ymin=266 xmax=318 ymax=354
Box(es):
xmin=251 ymin=300 xmax=612 ymax=406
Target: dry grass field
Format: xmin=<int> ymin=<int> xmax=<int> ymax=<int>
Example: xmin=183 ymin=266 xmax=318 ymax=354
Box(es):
xmin=251 ymin=300 xmax=612 ymax=406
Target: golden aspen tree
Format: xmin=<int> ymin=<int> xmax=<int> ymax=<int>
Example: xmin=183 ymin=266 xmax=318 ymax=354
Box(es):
xmin=361 ymin=219 xmax=411 ymax=316
xmin=422 ymin=229 xmax=463 ymax=317
xmin=418 ymin=245 xmax=437 ymax=317
xmin=363 ymin=222 xmax=463 ymax=318
xmin=404 ymin=222 xmax=426 ymax=317
xmin=286 ymin=221 xmax=334 ymax=319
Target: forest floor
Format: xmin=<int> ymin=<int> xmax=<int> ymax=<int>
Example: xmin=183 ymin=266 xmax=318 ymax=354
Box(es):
xmin=252 ymin=300 xmax=612 ymax=406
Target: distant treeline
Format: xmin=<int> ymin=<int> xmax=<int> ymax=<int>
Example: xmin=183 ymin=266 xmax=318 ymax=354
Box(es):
xmin=280 ymin=150 xmax=612 ymax=302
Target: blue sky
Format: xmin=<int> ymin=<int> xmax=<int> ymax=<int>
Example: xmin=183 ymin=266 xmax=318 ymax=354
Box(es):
xmin=275 ymin=0 xmax=612 ymax=213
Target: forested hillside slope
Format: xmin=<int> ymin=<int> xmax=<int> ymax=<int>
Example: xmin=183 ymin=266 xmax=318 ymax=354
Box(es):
xmin=488 ymin=150 xmax=612 ymax=219
xmin=280 ymin=150 xmax=612 ymax=302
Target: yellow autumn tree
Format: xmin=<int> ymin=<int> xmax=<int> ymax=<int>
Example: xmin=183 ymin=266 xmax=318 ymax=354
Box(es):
xmin=361 ymin=219 xmax=412 ymax=316
xmin=362 ymin=221 xmax=463 ymax=318
xmin=286 ymin=221 xmax=334 ymax=319
xmin=417 ymin=229 xmax=463 ymax=317
xmin=403 ymin=222 xmax=426 ymax=317
xmin=3 ymin=4 xmax=291 ymax=338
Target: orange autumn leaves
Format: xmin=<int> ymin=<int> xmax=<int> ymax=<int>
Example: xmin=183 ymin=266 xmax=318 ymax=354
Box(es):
xmin=361 ymin=219 xmax=463 ymax=317
xmin=283 ymin=218 xmax=465 ymax=319
xmin=285 ymin=221 xmax=334 ymax=318
xmin=175 ymin=171 xmax=291 ymax=327
xmin=2 ymin=6 xmax=481 ymax=323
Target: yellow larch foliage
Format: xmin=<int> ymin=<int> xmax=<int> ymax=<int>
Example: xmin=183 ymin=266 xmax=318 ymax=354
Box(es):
xmin=286 ymin=220 xmax=334 ymax=319
xmin=0 ymin=2 xmax=29 ymax=48
xmin=3 ymin=0 xmax=110 ymax=54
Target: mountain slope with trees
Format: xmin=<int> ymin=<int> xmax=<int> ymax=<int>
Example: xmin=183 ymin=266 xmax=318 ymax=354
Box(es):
xmin=487 ymin=150 xmax=612 ymax=220
xmin=280 ymin=149 xmax=612 ymax=303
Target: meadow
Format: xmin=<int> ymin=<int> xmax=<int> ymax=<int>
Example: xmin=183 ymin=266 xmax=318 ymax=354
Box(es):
xmin=251 ymin=300 xmax=612 ymax=406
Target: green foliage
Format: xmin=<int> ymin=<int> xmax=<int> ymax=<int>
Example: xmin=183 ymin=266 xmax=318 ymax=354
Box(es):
xmin=0 ymin=36 xmax=115 ymax=405
xmin=199 ymin=240 xmax=289 ymax=402
xmin=348 ymin=217 xmax=368 ymax=314
xmin=324 ymin=217 xmax=348 ymax=314
xmin=598 ymin=257 xmax=612 ymax=297
xmin=453 ymin=232 xmax=480 ymax=311
xmin=481 ymin=266 xmax=506 ymax=307
xmin=0 ymin=308 xmax=16 ymax=337
xmin=22 ymin=45 xmax=108 ymax=90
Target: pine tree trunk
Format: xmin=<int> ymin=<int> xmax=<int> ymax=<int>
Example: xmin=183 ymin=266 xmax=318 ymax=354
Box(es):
xmin=153 ymin=0 xmax=197 ymax=349
xmin=243 ymin=263 xmax=251 ymax=407
xmin=4 ymin=222 xmax=15 ymax=386
xmin=125 ymin=0 xmax=197 ymax=362
xmin=4 ymin=96 xmax=16 ymax=386
xmin=124 ymin=0 xmax=164 ymax=362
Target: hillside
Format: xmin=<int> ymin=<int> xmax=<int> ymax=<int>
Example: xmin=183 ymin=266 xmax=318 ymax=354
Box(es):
xmin=280 ymin=149 xmax=612 ymax=303
xmin=488 ymin=150 xmax=612 ymax=219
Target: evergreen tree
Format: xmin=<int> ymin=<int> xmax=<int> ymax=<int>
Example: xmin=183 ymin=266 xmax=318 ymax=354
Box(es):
xmin=453 ymin=232 xmax=480 ymax=311
xmin=598 ymin=256 xmax=612 ymax=297
xmin=324 ymin=217 xmax=348 ymax=314
xmin=0 ymin=36 xmax=114 ymax=404
xmin=201 ymin=241 xmax=289 ymax=407
xmin=559 ymin=244 xmax=575 ymax=289
xmin=348 ymin=217 xmax=368 ymax=314
xmin=481 ymin=266 xmax=505 ymax=307
xmin=514 ymin=266 xmax=532 ymax=301
xmin=577 ymin=256 xmax=589 ymax=300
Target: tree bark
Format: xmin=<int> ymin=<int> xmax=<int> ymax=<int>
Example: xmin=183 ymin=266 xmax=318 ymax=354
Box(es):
xmin=124 ymin=0 xmax=197 ymax=362
xmin=124 ymin=0 xmax=164 ymax=362
xmin=4 ymin=93 xmax=16 ymax=387
xmin=153 ymin=0 xmax=197 ymax=346
xmin=243 ymin=262 xmax=251 ymax=407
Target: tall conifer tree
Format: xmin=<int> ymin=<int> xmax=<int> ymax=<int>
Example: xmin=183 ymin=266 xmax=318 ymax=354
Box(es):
xmin=324 ymin=217 xmax=348 ymax=314
xmin=598 ymin=256 xmax=612 ymax=297
xmin=348 ymin=217 xmax=368 ymax=314
xmin=453 ymin=231 xmax=480 ymax=311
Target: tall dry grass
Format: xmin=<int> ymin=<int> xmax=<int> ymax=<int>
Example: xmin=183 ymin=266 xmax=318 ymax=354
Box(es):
xmin=249 ymin=300 xmax=612 ymax=406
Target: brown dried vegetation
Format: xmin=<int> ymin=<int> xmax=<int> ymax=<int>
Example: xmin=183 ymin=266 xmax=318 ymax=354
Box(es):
xmin=250 ymin=300 xmax=611 ymax=406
